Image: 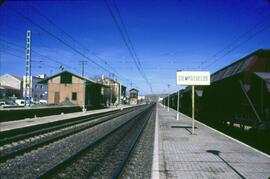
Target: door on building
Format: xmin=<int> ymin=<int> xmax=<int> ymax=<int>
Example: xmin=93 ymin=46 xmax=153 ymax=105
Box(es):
xmin=54 ymin=92 xmax=60 ymax=104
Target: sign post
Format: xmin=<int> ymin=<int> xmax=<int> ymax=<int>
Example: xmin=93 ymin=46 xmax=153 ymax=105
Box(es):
xmin=176 ymin=71 xmax=210 ymax=135
xmin=192 ymin=85 xmax=195 ymax=134
xmin=177 ymin=90 xmax=180 ymax=120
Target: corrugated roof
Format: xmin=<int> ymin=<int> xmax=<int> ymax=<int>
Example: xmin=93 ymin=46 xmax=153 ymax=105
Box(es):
xmin=211 ymin=49 xmax=270 ymax=83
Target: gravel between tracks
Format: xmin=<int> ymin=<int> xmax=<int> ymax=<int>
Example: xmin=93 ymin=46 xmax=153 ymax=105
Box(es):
xmin=0 ymin=108 xmax=133 ymax=159
xmin=0 ymin=107 xmax=146 ymax=179
xmin=120 ymin=107 xmax=156 ymax=178
xmin=52 ymin=107 xmax=150 ymax=178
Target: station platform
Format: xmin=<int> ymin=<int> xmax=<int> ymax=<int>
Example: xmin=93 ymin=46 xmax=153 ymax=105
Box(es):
xmin=152 ymin=104 xmax=270 ymax=179
xmin=0 ymin=105 xmax=132 ymax=132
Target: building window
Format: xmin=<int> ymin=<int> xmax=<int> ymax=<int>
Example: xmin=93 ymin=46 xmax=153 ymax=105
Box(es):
xmin=35 ymin=84 xmax=38 ymax=88
xmin=60 ymin=73 xmax=72 ymax=84
xmin=72 ymin=92 xmax=77 ymax=100
xmin=40 ymin=85 xmax=43 ymax=89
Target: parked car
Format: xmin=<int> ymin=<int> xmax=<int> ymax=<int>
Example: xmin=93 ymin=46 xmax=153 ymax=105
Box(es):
xmin=39 ymin=100 xmax=47 ymax=104
xmin=3 ymin=101 xmax=18 ymax=107
xmin=15 ymin=99 xmax=25 ymax=106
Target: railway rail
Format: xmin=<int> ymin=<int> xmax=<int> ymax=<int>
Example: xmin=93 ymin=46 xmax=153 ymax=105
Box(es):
xmin=0 ymin=104 xmax=156 ymax=178
xmin=0 ymin=106 xmax=140 ymax=162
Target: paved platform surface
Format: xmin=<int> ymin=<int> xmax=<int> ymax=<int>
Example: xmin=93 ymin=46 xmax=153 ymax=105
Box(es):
xmin=0 ymin=105 xmax=132 ymax=132
xmin=152 ymin=104 xmax=270 ymax=179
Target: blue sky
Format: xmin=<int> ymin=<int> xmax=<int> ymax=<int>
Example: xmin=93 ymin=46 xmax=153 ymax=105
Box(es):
xmin=0 ymin=0 xmax=270 ymax=95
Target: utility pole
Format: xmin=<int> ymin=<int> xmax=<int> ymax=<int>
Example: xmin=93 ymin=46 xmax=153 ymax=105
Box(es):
xmin=80 ymin=60 xmax=87 ymax=77
xmin=119 ymin=82 xmax=122 ymax=105
xmin=167 ymin=84 xmax=170 ymax=112
xmin=80 ymin=60 xmax=87 ymax=112
xmin=24 ymin=30 xmax=32 ymax=107
xmin=110 ymin=83 xmax=113 ymax=106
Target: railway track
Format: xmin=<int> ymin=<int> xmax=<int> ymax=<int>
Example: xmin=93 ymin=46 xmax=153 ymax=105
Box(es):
xmin=38 ymin=104 xmax=154 ymax=178
xmin=0 ymin=106 xmax=140 ymax=162
xmin=0 ymin=104 xmax=155 ymax=178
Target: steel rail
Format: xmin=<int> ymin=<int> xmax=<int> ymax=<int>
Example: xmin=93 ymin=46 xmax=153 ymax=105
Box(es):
xmin=0 ymin=106 xmax=142 ymax=162
xmin=112 ymin=106 xmax=153 ymax=178
xmin=36 ymin=106 xmax=152 ymax=179
xmin=1 ymin=107 xmax=137 ymax=145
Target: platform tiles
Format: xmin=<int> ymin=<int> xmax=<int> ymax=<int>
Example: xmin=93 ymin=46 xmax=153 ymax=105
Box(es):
xmin=152 ymin=104 xmax=270 ymax=179
xmin=0 ymin=105 xmax=131 ymax=132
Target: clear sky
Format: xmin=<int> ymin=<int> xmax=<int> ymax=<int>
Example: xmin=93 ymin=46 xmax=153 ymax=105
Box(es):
xmin=0 ymin=0 xmax=270 ymax=95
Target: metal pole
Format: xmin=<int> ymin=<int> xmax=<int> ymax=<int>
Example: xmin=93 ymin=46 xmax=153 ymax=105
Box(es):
xmin=80 ymin=60 xmax=87 ymax=112
xmin=167 ymin=84 xmax=170 ymax=112
xmin=192 ymin=85 xmax=195 ymax=134
xmin=167 ymin=94 xmax=170 ymax=112
xmin=82 ymin=80 xmax=86 ymax=112
xmin=177 ymin=90 xmax=180 ymax=120
xmin=24 ymin=30 xmax=32 ymax=107
xmin=119 ymin=82 xmax=121 ymax=105
xmin=110 ymin=84 xmax=112 ymax=106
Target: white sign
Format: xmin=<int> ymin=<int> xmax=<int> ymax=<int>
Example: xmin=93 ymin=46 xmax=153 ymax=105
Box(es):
xmin=176 ymin=71 xmax=210 ymax=86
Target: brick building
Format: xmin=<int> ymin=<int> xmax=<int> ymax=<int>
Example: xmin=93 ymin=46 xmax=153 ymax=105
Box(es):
xmin=39 ymin=71 xmax=108 ymax=108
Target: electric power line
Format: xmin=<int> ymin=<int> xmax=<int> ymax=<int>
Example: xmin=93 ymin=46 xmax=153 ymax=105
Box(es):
xmin=0 ymin=38 xmax=79 ymax=71
xmin=104 ymin=0 xmax=153 ymax=92
xmin=198 ymin=12 xmax=270 ymax=70
xmin=202 ymin=23 xmax=270 ymax=69
xmin=25 ymin=2 xmax=134 ymax=86
xmin=111 ymin=0 xmax=152 ymax=92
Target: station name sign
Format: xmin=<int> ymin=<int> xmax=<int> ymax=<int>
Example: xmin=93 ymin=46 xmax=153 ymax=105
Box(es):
xmin=176 ymin=71 xmax=210 ymax=86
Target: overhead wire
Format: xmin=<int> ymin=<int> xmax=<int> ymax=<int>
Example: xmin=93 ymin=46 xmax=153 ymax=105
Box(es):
xmin=111 ymin=0 xmax=153 ymax=92
xmin=202 ymin=23 xmax=270 ymax=69
xmin=7 ymin=6 xmax=131 ymax=83
xmin=104 ymin=0 xmax=153 ymax=92
xmin=25 ymin=2 xmax=134 ymax=86
xmin=198 ymin=12 xmax=270 ymax=70
xmin=0 ymin=38 xmax=79 ymax=71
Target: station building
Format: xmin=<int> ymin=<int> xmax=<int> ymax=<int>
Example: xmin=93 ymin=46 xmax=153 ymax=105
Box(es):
xmin=39 ymin=71 xmax=108 ymax=108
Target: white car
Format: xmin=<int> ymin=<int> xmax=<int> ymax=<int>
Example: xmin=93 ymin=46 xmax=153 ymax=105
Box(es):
xmin=15 ymin=99 xmax=25 ymax=106
xmin=39 ymin=100 xmax=47 ymax=104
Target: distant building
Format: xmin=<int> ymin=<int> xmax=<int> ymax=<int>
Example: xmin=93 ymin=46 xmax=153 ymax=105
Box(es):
xmin=0 ymin=74 xmax=23 ymax=99
xmin=39 ymin=71 xmax=108 ymax=108
xmin=22 ymin=74 xmax=48 ymax=103
xmin=28 ymin=75 xmax=48 ymax=102
xmin=129 ymin=88 xmax=139 ymax=105
xmin=138 ymin=95 xmax=145 ymax=104
xmin=98 ymin=75 xmax=127 ymax=106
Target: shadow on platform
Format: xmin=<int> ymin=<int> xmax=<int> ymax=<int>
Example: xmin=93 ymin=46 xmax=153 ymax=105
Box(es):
xmin=207 ymin=150 xmax=245 ymax=179
xmin=171 ymin=125 xmax=198 ymax=134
